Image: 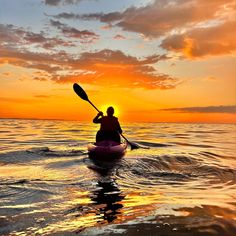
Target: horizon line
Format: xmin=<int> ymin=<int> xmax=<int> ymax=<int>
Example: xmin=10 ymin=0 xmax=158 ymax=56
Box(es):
xmin=0 ymin=117 xmax=235 ymax=125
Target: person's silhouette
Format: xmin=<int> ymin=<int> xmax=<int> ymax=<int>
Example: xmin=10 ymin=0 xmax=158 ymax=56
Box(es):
xmin=93 ymin=106 xmax=122 ymax=143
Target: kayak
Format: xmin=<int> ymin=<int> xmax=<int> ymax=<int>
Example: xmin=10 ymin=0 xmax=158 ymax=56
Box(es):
xmin=88 ymin=140 xmax=127 ymax=159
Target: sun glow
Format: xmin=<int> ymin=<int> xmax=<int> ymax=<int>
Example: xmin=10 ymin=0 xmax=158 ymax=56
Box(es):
xmin=100 ymin=104 xmax=120 ymax=117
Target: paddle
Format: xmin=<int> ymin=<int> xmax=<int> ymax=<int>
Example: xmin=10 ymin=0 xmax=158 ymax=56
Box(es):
xmin=73 ymin=83 xmax=139 ymax=150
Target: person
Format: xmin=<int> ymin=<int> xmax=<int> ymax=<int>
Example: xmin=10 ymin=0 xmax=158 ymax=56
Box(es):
xmin=93 ymin=106 xmax=122 ymax=143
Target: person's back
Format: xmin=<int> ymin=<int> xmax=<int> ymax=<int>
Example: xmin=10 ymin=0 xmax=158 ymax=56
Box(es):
xmin=93 ymin=106 xmax=122 ymax=143
xmin=100 ymin=116 xmax=121 ymax=132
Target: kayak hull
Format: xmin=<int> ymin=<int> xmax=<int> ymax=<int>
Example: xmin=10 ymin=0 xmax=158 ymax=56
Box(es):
xmin=88 ymin=141 xmax=127 ymax=159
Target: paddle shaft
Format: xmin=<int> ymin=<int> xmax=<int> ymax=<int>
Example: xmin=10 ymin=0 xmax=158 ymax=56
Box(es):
xmin=88 ymin=100 xmax=100 ymax=113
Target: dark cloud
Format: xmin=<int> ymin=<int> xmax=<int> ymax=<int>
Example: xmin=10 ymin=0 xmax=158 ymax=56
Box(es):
xmin=49 ymin=19 xmax=65 ymax=28
xmin=49 ymin=20 xmax=99 ymax=42
xmin=0 ymin=24 xmax=75 ymax=50
xmin=53 ymin=12 xmax=87 ymax=20
xmin=0 ymin=43 xmax=67 ymax=75
xmin=113 ymin=34 xmax=126 ymax=40
xmin=53 ymin=0 xmax=235 ymax=38
xmin=160 ymin=105 xmax=236 ymax=114
xmin=53 ymin=11 xmax=123 ymax=22
xmin=44 ymin=0 xmax=83 ymax=6
xmin=45 ymin=0 xmax=61 ymax=6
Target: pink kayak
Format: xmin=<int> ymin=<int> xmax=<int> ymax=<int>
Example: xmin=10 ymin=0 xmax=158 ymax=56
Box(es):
xmin=88 ymin=140 xmax=127 ymax=159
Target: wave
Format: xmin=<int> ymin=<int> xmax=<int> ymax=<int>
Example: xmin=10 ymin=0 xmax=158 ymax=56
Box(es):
xmin=0 ymin=147 xmax=86 ymax=165
xmin=172 ymin=141 xmax=215 ymax=148
xmin=113 ymin=154 xmax=236 ymax=190
xmin=134 ymin=141 xmax=170 ymax=148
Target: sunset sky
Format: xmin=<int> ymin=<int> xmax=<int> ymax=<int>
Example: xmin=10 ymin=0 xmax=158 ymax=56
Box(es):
xmin=0 ymin=0 xmax=236 ymax=123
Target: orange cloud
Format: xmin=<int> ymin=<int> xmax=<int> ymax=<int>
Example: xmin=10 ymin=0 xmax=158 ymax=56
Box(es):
xmin=1 ymin=37 xmax=179 ymax=89
xmin=1 ymin=72 xmax=11 ymax=77
xmin=34 ymin=95 xmax=51 ymax=98
xmin=0 ymin=96 xmax=38 ymax=103
xmin=52 ymin=49 xmax=178 ymax=89
xmin=161 ymin=20 xmax=236 ymax=58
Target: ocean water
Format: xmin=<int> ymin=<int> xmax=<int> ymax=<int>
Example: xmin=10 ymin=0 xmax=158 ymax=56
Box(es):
xmin=0 ymin=119 xmax=235 ymax=236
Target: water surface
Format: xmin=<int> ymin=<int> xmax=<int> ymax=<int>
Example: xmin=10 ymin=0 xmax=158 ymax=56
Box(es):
xmin=0 ymin=119 xmax=235 ymax=235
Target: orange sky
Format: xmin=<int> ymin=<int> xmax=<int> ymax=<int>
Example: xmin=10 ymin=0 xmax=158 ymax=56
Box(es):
xmin=0 ymin=0 xmax=236 ymax=123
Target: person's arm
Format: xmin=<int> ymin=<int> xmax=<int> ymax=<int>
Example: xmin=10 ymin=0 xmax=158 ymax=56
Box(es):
xmin=117 ymin=119 xmax=122 ymax=134
xmin=93 ymin=111 xmax=103 ymax=123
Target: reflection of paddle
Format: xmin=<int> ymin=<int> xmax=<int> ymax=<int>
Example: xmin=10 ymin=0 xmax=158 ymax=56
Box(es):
xmin=73 ymin=83 xmax=139 ymax=150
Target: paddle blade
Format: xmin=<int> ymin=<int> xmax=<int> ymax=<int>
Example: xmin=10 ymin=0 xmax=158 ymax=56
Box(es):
xmin=129 ymin=142 xmax=140 ymax=150
xmin=73 ymin=83 xmax=89 ymax=101
xmin=121 ymin=134 xmax=140 ymax=150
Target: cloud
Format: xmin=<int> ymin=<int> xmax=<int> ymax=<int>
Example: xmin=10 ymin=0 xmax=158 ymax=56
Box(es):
xmin=161 ymin=20 xmax=236 ymax=58
xmin=54 ymin=0 xmax=235 ymax=38
xmin=33 ymin=77 xmax=49 ymax=82
xmin=52 ymin=49 xmax=179 ymax=89
xmin=44 ymin=0 xmax=83 ymax=6
xmin=45 ymin=0 xmax=61 ymax=6
xmin=113 ymin=34 xmax=126 ymax=40
xmin=0 ymin=97 xmax=37 ymax=103
xmin=51 ymin=0 xmax=236 ymax=58
xmin=0 ymin=24 xmax=75 ymax=50
xmin=203 ymin=76 xmax=218 ymax=82
xmin=0 ymin=43 xmax=67 ymax=76
xmin=0 ymin=42 xmax=178 ymax=89
xmin=1 ymin=72 xmax=12 ymax=77
xmin=53 ymin=12 xmax=122 ymax=22
xmin=49 ymin=20 xmax=99 ymax=43
xmin=34 ymin=95 xmax=51 ymax=98
xmin=160 ymin=105 xmax=236 ymax=114
xmin=0 ymin=24 xmax=178 ymax=90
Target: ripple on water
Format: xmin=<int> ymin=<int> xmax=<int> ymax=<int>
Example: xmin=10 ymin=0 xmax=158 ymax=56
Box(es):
xmin=0 ymin=120 xmax=236 ymax=236
xmin=113 ymin=154 xmax=236 ymax=191
xmin=0 ymin=180 xmax=53 ymax=217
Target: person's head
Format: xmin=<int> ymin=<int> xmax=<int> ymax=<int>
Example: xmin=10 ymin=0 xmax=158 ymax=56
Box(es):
xmin=107 ymin=106 xmax=114 ymax=116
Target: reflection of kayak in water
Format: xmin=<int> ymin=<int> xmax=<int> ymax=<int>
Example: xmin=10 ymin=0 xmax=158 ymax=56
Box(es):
xmin=88 ymin=140 xmax=127 ymax=159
